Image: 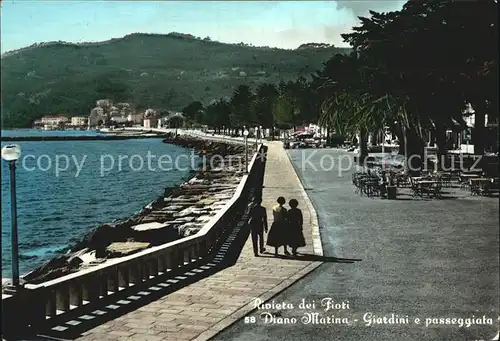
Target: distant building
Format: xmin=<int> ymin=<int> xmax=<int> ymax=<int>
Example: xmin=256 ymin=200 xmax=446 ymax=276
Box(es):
xmin=96 ymin=99 xmax=112 ymax=108
xmin=88 ymin=107 xmax=107 ymax=127
xmin=116 ymin=102 xmax=131 ymax=108
xmin=143 ymin=109 xmax=157 ymax=128
xmin=110 ymin=116 xmax=128 ymax=124
xmin=144 ymin=108 xmax=156 ymax=118
xmin=71 ymin=116 xmax=87 ymax=126
xmin=41 ymin=115 xmax=69 ymax=126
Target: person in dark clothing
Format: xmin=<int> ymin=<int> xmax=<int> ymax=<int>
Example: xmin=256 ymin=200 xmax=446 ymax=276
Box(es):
xmin=266 ymin=196 xmax=290 ymax=256
xmin=287 ymin=199 xmax=306 ymax=256
xmin=248 ymin=198 xmax=268 ymax=256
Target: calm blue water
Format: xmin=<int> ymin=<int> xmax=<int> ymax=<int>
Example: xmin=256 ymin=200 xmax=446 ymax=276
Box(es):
xmin=2 ymin=129 xmax=105 ymax=137
xmin=1 ymin=130 xmax=198 ymax=277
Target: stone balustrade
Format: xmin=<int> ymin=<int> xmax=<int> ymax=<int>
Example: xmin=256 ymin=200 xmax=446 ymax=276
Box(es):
xmin=1 ymin=143 xmax=265 ymax=337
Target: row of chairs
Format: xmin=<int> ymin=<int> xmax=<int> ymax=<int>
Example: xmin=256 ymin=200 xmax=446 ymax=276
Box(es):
xmin=352 ymin=172 xmax=382 ymax=197
xmin=409 ymin=177 xmax=443 ymax=198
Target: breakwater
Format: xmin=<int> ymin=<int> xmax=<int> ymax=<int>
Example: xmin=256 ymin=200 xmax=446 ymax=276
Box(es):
xmin=18 ymin=134 xmax=256 ymax=284
xmin=1 ymin=134 xmax=166 ymax=142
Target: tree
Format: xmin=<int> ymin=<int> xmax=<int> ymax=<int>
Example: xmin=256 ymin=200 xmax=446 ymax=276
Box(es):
xmin=204 ymin=99 xmax=231 ymax=133
xmin=168 ymin=114 xmax=185 ymax=135
xmin=253 ymin=83 xmax=279 ymax=129
xmin=182 ymin=101 xmax=204 ymax=122
xmin=229 ymin=85 xmax=255 ymax=130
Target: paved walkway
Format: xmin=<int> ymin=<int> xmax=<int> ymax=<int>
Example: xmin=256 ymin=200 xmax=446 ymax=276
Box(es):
xmin=76 ymin=141 xmax=323 ymax=341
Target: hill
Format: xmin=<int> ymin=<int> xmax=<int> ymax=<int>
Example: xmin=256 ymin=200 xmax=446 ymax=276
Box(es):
xmin=1 ymin=33 xmax=350 ymax=127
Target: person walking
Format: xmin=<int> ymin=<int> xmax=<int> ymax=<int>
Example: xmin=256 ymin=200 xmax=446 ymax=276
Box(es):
xmin=266 ymin=196 xmax=290 ymax=256
xmin=287 ymin=199 xmax=306 ymax=256
xmin=248 ymin=198 xmax=268 ymax=256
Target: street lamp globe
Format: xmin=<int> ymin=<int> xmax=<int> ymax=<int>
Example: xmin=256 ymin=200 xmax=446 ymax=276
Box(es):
xmin=1 ymin=144 xmax=21 ymax=162
xmin=243 ymin=129 xmax=249 ymax=137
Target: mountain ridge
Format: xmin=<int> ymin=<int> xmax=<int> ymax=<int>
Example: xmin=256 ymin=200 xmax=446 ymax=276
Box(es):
xmin=1 ymin=32 xmax=340 ymax=57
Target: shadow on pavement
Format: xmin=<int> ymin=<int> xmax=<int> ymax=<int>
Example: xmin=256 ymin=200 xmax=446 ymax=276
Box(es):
xmin=16 ymin=207 xmax=255 ymax=341
xmin=257 ymin=253 xmax=361 ymax=263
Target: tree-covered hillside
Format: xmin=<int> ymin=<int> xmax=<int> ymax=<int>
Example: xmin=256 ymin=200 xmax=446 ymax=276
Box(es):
xmin=1 ymin=33 xmax=349 ymax=127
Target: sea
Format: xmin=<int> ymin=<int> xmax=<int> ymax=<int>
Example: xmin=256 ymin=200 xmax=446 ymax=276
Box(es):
xmin=1 ymin=129 xmax=197 ymax=278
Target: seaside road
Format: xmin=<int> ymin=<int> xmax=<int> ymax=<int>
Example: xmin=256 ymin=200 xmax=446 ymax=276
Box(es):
xmin=212 ymin=148 xmax=500 ymax=341
xmin=51 ymin=141 xmax=326 ymax=341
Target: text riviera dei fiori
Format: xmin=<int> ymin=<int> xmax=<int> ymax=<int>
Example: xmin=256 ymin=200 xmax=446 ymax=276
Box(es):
xmin=252 ymin=298 xmax=494 ymax=327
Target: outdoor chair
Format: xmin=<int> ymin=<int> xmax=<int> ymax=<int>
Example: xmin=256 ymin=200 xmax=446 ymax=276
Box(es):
xmin=487 ymin=178 xmax=500 ymax=196
xmin=459 ymin=175 xmax=470 ymax=191
xmin=438 ymin=173 xmax=452 ymax=187
xmin=396 ymin=173 xmax=410 ymax=188
xmin=469 ymin=179 xmax=481 ymax=196
xmin=410 ymin=177 xmax=422 ymax=197
xmin=431 ymin=181 xmax=443 ymax=199
xmin=364 ymin=179 xmax=380 ymax=197
xmin=353 ymin=172 xmax=367 ymax=193
xmin=354 ymin=173 xmax=369 ymax=194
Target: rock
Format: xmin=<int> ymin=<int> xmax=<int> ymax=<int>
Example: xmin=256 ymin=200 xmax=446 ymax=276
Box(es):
xmin=77 ymin=250 xmax=97 ymax=265
xmin=131 ymin=222 xmax=167 ymax=231
xmin=106 ymin=242 xmax=150 ymax=258
xmin=135 ymin=215 xmax=159 ymax=224
xmin=22 ymin=255 xmax=78 ymax=283
xmin=70 ymin=220 xmax=136 ymax=253
xmin=196 ymin=215 xmax=213 ymax=223
xmin=177 ymin=223 xmax=203 ymax=236
xmin=171 ymin=216 xmax=196 ymax=223
xmin=67 ymin=248 xmax=89 ymax=267
xmin=131 ymin=221 xmax=181 ymax=245
xmin=194 ymin=198 xmax=216 ymax=207
xmin=174 ymin=207 xmax=210 ymax=218
xmin=184 ymin=228 xmax=200 ymax=236
xmin=161 ymin=204 xmax=185 ymax=210
xmin=3 ymin=277 xmax=26 ymax=289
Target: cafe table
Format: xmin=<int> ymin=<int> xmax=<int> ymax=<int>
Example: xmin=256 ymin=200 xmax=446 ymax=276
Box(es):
xmin=469 ymin=178 xmax=494 ymax=195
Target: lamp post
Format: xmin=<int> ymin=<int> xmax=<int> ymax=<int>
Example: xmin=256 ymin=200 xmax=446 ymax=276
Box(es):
xmin=254 ymin=126 xmax=258 ymax=150
xmin=259 ymin=125 xmax=263 ymax=144
xmin=243 ymin=128 xmax=249 ymax=173
xmin=395 ymin=121 xmax=408 ymax=172
xmin=2 ymin=144 xmax=22 ymax=291
xmin=381 ymin=126 xmax=385 ymax=169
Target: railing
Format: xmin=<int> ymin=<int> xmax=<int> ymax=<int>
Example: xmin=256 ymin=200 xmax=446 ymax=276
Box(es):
xmin=2 ymin=143 xmax=265 ymax=336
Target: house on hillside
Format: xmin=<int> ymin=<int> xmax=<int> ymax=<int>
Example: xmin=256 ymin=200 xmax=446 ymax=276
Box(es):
xmin=96 ymin=99 xmax=112 ymax=109
xmin=88 ymin=107 xmax=107 ymax=127
xmin=143 ymin=109 xmax=157 ymax=128
xmin=127 ymin=112 xmax=143 ymax=125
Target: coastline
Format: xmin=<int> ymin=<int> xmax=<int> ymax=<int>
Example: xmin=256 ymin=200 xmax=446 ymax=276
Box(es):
xmin=16 ymin=133 xmax=255 ymax=285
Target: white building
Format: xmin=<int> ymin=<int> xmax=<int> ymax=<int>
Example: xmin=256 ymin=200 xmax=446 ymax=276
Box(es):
xmin=127 ymin=113 xmax=144 ymax=124
xmin=88 ymin=107 xmax=107 ymax=127
xmin=41 ymin=115 xmax=69 ymax=126
xmin=110 ymin=116 xmax=128 ymax=124
xmin=71 ymin=116 xmax=87 ymax=126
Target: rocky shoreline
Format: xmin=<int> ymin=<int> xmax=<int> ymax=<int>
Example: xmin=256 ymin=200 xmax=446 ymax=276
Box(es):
xmin=19 ymin=134 xmax=255 ymax=284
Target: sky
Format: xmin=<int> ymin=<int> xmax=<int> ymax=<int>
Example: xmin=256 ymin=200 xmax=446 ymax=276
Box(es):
xmin=0 ymin=1 xmax=406 ymax=54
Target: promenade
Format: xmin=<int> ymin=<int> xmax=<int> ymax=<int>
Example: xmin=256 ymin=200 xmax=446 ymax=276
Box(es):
xmin=214 ymin=148 xmax=499 ymax=341
xmin=69 ymin=140 xmax=324 ymax=341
